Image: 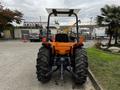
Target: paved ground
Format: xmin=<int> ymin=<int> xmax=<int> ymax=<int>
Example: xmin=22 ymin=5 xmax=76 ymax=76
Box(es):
xmin=0 ymin=41 xmax=95 ymax=90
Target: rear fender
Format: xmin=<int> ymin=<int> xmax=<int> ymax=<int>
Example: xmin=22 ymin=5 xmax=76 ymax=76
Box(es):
xmin=42 ymin=42 xmax=51 ymax=49
xmin=72 ymin=43 xmax=83 ymax=56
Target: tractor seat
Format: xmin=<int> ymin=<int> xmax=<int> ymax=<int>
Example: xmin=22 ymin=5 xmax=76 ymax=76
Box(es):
xmin=55 ymin=34 xmax=69 ymax=42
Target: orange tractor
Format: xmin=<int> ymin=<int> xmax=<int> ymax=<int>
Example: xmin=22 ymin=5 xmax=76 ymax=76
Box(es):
xmin=36 ymin=9 xmax=88 ymax=85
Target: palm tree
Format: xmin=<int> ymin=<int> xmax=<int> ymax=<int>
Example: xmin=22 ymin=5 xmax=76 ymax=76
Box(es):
xmin=97 ymin=5 xmax=120 ymax=46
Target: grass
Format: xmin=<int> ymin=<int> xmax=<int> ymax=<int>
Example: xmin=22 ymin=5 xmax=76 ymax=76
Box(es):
xmin=87 ymin=48 xmax=120 ymax=90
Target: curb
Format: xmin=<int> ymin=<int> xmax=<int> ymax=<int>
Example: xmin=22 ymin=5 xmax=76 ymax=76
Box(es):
xmin=88 ymin=69 xmax=103 ymax=90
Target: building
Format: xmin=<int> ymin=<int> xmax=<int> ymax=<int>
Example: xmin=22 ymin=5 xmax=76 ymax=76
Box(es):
xmin=14 ymin=21 xmax=43 ymax=39
xmin=14 ymin=21 xmax=57 ymax=39
xmin=23 ymin=21 xmax=47 ymax=28
xmin=92 ymin=27 xmax=107 ymax=39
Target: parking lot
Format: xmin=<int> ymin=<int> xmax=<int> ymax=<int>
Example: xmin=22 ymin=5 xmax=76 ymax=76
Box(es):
xmin=0 ymin=41 xmax=95 ymax=90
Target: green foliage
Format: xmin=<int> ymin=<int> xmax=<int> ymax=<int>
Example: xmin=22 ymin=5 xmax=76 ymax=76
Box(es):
xmin=87 ymin=48 xmax=120 ymax=90
xmin=97 ymin=5 xmax=120 ymax=45
xmin=97 ymin=5 xmax=120 ymax=25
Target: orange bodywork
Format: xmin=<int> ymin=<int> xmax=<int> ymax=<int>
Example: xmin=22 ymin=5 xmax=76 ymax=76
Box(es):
xmin=50 ymin=42 xmax=74 ymax=55
xmin=49 ymin=35 xmax=84 ymax=55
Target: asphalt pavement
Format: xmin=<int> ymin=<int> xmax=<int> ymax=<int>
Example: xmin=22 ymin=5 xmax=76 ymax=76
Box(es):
xmin=0 ymin=41 xmax=95 ymax=90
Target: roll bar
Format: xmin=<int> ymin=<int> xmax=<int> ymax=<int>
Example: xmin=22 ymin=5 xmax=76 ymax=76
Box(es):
xmin=46 ymin=9 xmax=79 ymax=42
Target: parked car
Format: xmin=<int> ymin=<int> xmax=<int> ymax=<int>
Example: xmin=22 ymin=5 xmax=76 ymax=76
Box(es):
xmin=29 ymin=29 xmax=42 ymax=42
xmin=29 ymin=33 xmax=42 ymax=42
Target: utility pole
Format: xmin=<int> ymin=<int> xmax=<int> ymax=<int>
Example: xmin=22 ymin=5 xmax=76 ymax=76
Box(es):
xmin=90 ymin=17 xmax=93 ymax=40
xmin=39 ymin=16 xmax=43 ymax=35
xmin=39 ymin=16 xmax=41 ymax=25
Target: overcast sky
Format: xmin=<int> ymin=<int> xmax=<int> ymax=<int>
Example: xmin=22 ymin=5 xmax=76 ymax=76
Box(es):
xmin=1 ymin=0 xmax=120 ymax=25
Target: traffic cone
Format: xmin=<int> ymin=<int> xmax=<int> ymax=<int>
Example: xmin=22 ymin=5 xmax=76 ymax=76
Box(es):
xmin=22 ymin=35 xmax=27 ymax=43
xmin=42 ymin=37 xmax=46 ymax=42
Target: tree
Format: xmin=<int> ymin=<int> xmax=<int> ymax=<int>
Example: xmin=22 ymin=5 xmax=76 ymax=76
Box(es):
xmin=0 ymin=8 xmax=23 ymax=26
xmin=0 ymin=2 xmax=23 ymax=38
xmin=97 ymin=5 xmax=120 ymax=46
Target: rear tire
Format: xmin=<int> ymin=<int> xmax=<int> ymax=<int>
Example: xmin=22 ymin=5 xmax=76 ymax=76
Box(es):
xmin=74 ymin=48 xmax=88 ymax=85
xmin=36 ymin=47 xmax=51 ymax=83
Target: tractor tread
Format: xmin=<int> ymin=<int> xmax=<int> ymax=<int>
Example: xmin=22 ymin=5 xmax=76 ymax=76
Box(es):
xmin=74 ymin=48 xmax=88 ymax=85
xmin=36 ymin=47 xmax=51 ymax=83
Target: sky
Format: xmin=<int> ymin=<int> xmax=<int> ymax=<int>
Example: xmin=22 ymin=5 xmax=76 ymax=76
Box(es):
xmin=1 ymin=0 xmax=120 ymax=25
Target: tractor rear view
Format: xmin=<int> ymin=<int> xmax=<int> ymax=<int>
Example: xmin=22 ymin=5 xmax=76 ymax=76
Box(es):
xmin=36 ymin=9 xmax=88 ymax=85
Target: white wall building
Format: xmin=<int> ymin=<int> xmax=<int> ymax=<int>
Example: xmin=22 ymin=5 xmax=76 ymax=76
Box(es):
xmin=14 ymin=21 xmax=57 ymax=39
xmin=92 ymin=27 xmax=107 ymax=38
